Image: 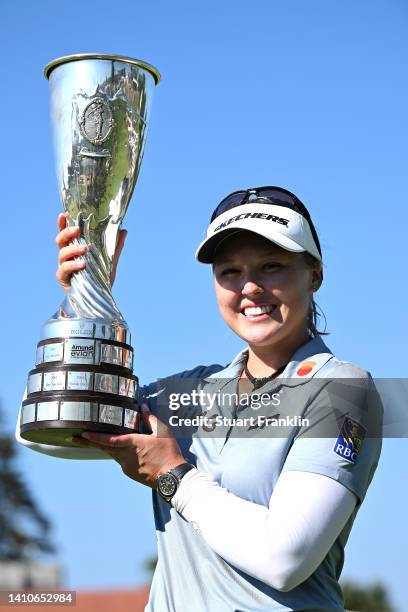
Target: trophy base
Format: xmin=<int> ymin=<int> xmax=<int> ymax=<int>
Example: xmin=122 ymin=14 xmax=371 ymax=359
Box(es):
xmin=20 ymin=420 xmax=139 ymax=448
xmin=20 ymin=392 xmax=139 ymax=447
xmin=22 ymin=315 xmax=140 ymax=448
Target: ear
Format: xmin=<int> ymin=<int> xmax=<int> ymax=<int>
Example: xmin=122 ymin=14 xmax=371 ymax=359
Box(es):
xmin=310 ymin=264 xmax=323 ymax=292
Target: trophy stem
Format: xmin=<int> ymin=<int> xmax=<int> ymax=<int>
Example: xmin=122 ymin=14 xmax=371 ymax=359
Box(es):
xmin=63 ymin=248 xmax=123 ymax=322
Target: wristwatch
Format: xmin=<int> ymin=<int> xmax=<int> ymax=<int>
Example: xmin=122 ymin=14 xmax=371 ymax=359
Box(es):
xmin=157 ymin=462 xmax=195 ymax=503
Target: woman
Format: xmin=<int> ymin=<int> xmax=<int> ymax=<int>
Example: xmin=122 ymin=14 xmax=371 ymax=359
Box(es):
xmin=17 ymin=186 xmax=382 ymax=611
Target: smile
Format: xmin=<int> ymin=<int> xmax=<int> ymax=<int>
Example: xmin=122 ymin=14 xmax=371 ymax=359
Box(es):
xmin=242 ymin=304 xmax=277 ymax=319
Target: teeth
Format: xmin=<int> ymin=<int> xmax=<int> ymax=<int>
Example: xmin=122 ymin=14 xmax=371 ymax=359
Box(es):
xmin=244 ymin=305 xmax=276 ymax=316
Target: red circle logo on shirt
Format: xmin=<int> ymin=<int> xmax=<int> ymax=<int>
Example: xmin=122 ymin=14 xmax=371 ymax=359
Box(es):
xmin=296 ymin=361 xmax=317 ymax=376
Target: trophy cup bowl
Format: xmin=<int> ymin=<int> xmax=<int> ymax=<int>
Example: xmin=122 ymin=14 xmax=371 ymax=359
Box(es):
xmin=20 ymin=54 xmax=160 ymax=448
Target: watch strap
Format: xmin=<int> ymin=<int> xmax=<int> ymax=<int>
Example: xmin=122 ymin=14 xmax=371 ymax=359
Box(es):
xmin=169 ymin=462 xmax=195 ymax=481
xmin=157 ymin=463 xmax=195 ymax=503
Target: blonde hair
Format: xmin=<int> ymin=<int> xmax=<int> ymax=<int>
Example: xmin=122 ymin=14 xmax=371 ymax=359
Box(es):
xmin=304 ymin=252 xmax=329 ymax=337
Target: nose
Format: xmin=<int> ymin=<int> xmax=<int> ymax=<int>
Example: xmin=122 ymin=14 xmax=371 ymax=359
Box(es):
xmin=241 ymin=279 xmax=264 ymax=296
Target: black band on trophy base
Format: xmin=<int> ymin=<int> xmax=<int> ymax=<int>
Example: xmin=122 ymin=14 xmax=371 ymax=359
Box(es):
xmin=20 ymin=392 xmax=140 ymax=447
xmin=27 ymin=364 xmax=138 ymax=398
xmin=35 ymin=337 xmax=134 ymax=370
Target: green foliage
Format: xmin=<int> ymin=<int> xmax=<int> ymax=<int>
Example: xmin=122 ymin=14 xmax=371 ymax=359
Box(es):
xmin=143 ymin=555 xmax=158 ymax=577
xmin=342 ymin=579 xmax=394 ymax=611
xmin=0 ymin=404 xmax=55 ymax=560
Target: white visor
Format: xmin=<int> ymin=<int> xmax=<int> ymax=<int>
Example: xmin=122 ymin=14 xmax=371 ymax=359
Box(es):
xmin=195 ymin=204 xmax=322 ymax=263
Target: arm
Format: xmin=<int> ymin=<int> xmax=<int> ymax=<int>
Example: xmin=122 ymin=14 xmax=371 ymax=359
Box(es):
xmin=172 ymin=468 xmax=357 ymax=592
xmin=172 ymin=368 xmax=382 ymax=591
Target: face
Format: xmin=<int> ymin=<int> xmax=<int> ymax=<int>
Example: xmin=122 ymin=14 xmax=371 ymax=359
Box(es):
xmin=213 ymin=231 xmax=322 ymax=352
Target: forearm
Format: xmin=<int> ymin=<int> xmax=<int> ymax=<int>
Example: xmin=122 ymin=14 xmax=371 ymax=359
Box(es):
xmin=172 ymin=469 xmax=357 ymax=591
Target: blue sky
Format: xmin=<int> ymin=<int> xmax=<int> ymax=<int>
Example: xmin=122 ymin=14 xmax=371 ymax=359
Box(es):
xmin=1 ymin=0 xmax=407 ymax=608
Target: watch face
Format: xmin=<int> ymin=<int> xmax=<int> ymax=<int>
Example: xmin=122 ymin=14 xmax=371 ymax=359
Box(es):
xmin=158 ymin=473 xmax=177 ymax=498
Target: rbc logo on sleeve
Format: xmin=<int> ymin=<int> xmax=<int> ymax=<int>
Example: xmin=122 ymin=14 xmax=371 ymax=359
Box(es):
xmin=333 ymin=417 xmax=366 ymax=464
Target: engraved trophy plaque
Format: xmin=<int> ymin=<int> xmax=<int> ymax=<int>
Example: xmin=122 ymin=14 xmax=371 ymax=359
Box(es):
xmin=20 ymin=54 xmax=160 ymax=447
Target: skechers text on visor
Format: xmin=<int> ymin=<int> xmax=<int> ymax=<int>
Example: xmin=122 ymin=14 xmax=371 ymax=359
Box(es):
xmin=195 ymin=203 xmax=323 ymax=264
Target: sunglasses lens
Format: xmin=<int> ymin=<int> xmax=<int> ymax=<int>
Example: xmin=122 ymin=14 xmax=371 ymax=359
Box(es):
xmin=210 ymin=193 xmax=246 ymax=222
xmin=211 ymin=187 xmax=301 ymax=223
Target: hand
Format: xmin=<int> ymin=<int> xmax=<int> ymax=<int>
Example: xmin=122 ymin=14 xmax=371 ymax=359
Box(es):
xmin=72 ymin=405 xmax=186 ymax=489
xmin=55 ymin=212 xmax=127 ymax=293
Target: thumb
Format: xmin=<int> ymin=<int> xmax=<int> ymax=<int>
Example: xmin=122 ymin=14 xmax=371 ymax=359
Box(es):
xmin=141 ymin=404 xmax=168 ymax=437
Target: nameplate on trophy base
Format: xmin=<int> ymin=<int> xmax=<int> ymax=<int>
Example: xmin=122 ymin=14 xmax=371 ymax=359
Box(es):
xmin=43 ymin=371 xmax=66 ymax=392
xmin=43 ymin=342 xmax=64 ymax=363
xmin=28 ymin=373 xmax=43 ymax=394
xmin=60 ymin=401 xmax=99 ymax=422
xmin=37 ymin=401 xmax=59 ymax=421
xmin=99 ymin=405 xmax=123 ymax=426
xmin=67 ymin=371 xmax=94 ymax=391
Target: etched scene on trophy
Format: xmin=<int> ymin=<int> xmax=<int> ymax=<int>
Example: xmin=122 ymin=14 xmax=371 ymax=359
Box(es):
xmin=53 ymin=64 xmax=153 ymax=320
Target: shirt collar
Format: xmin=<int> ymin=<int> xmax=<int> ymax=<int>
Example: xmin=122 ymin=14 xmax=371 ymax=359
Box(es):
xmin=206 ymin=335 xmax=334 ymax=386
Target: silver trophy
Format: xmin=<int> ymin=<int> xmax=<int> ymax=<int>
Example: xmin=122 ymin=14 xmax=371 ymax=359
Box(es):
xmin=20 ymin=54 xmax=160 ymax=447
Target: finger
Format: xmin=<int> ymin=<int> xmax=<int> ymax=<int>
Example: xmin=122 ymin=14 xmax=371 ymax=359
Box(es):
xmin=56 ymin=226 xmax=80 ymax=249
xmin=71 ymin=436 xmax=110 ymax=451
xmin=71 ymin=435 xmax=89 ymax=446
xmin=58 ymin=244 xmax=87 ymax=265
xmin=57 ymin=212 xmax=68 ymax=232
xmin=56 ymin=260 xmax=86 ymax=285
xmin=80 ymin=432 xmax=136 ymax=447
xmin=72 ymin=437 xmax=126 ymax=464
xmin=141 ymin=405 xmax=169 ymax=437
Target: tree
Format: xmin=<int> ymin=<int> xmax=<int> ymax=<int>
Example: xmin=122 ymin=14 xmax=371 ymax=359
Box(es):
xmin=143 ymin=555 xmax=157 ymax=578
xmin=341 ymin=579 xmax=394 ymax=611
xmin=0 ymin=403 xmax=55 ymax=560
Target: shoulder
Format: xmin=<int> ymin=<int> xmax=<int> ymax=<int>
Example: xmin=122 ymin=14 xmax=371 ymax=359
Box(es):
xmin=318 ymin=355 xmax=372 ymax=380
xmin=282 ymin=336 xmax=372 ymax=387
xmin=306 ymin=352 xmax=383 ymax=436
xmin=139 ymin=363 xmax=226 ymax=402
xmin=294 ymin=336 xmax=371 ymax=381
xmin=313 ymin=353 xmax=378 ymax=407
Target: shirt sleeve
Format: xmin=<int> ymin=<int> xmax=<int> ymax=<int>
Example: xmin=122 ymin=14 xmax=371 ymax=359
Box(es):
xmin=281 ymin=365 xmax=383 ymax=506
xmin=138 ymin=363 xmax=225 ymax=432
xmin=172 ymin=468 xmax=357 ymax=592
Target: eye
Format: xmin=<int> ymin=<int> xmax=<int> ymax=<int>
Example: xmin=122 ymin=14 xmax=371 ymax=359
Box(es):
xmin=220 ymin=267 xmax=240 ymax=276
xmin=262 ymin=262 xmax=283 ymax=272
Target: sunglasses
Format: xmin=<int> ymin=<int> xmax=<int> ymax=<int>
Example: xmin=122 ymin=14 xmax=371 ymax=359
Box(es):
xmin=210 ymin=185 xmax=322 ymax=258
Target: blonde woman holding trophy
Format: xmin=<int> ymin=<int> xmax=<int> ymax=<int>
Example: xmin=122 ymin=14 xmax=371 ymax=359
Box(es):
xmin=18 ymin=183 xmax=382 ymax=612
